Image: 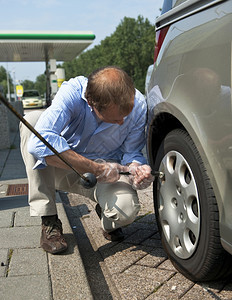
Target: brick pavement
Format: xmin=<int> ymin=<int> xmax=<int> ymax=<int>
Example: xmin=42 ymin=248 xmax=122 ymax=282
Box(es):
xmin=61 ymin=187 xmax=232 ymax=300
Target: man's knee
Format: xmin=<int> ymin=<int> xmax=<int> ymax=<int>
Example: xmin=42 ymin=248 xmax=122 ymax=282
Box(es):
xmin=103 ymin=196 xmax=141 ymax=227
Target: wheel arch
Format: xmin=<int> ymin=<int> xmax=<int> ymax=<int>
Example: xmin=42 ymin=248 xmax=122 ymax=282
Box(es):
xmin=147 ymin=112 xmax=185 ymax=170
xmin=147 ymin=110 xmax=217 ymax=198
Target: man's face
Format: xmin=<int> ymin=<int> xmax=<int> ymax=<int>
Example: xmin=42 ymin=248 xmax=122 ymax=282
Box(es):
xmin=93 ymin=102 xmax=133 ymax=125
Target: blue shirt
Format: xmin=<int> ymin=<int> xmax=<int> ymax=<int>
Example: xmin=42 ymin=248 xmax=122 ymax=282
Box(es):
xmin=28 ymin=76 xmax=147 ymax=169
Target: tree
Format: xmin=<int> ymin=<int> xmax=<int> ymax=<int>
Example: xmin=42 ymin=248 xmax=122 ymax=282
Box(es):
xmin=62 ymin=15 xmax=155 ymax=93
xmin=111 ymin=16 xmax=155 ymax=92
xmin=0 ymin=66 xmax=7 ymax=82
xmin=35 ymin=74 xmax=46 ymax=96
xmin=0 ymin=66 xmax=13 ymax=96
xmin=22 ymin=79 xmax=34 ymax=91
xmin=20 ymin=74 xmax=46 ymax=96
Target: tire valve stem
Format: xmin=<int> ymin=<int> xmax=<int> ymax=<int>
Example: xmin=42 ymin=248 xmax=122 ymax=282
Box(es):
xmin=152 ymin=171 xmax=164 ymax=179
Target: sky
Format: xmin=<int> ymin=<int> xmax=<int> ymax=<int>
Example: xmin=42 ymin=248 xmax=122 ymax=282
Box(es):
xmin=0 ymin=0 xmax=163 ymax=82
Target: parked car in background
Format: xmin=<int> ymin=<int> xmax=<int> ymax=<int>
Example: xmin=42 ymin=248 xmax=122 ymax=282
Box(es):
xmin=21 ymin=90 xmax=43 ymax=109
xmin=146 ymin=0 xmax=232 ymax=281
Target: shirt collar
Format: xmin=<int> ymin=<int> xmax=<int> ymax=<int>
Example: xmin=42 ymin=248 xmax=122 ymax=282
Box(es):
xmin=81 ymin=80 xmax=88 ymax=102
xmin=81 ymin=79 xmax=93 ymax=111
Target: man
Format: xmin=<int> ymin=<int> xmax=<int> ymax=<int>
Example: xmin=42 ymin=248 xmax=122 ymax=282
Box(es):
xmin=20 ymin=66 xmax=154 ymax=254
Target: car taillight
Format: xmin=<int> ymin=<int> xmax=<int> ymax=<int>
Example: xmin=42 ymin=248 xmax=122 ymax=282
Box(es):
xmin=154 ymin=26 xmax=169 ymax=63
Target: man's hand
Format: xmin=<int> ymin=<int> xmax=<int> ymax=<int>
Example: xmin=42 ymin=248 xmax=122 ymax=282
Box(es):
xmin=96 ymin=159 xmax=128 ymax=183
xmin=128 ymin=162 xmax=154 ymax=190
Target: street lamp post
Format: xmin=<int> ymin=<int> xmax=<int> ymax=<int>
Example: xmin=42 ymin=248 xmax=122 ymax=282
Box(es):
xmin=6 ymin=63 xmax=11 ymax=102
xmin=12 ymin=70 xmax=17 ymax=101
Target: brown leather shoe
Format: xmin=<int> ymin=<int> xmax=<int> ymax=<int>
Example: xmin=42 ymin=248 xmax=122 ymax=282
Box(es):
xmin=40 ymin=215 xmax=68 ymax=254
xmin=102 ymin=228 xmax=125 ymax=242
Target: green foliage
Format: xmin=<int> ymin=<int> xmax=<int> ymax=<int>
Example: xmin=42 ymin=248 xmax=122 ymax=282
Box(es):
xmin=34 ymin=74 xmax=46 ymax=96
xmin=62 ymin=15 xmax=155 ymax=93
xmin=22 ymin=79 xmax=34 ymax=90
xmin=0 ymin=66 xmax=7 ymax=82
xmin=21 ymin=74 xmax=46 ymax=96
xmin=0 ymin=66 xmax=13 ymax=96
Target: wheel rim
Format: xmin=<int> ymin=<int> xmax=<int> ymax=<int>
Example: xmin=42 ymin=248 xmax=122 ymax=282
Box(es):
xmin=157 ymin=150 xmax=200 ymax=259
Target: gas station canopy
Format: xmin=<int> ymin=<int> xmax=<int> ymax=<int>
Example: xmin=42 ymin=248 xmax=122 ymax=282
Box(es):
xmin=0 ymin=31 xmax=95 ymax=103
xmin=0 ymin=31 xmax=95 ymax=62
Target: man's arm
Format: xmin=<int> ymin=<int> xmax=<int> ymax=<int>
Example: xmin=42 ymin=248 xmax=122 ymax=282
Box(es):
xmin=45 ymin=149 xmax=128 ymax=183
xmin=45 ymin=149 xmax=102 ymax=175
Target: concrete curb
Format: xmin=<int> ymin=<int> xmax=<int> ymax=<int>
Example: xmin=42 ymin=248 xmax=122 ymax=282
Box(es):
xmin=49 ymin=194 xmax=93 ymax=300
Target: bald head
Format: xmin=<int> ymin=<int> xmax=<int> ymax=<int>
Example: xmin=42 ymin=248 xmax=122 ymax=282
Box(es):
xmin=85 ymin=66 xmax=135 ymax=114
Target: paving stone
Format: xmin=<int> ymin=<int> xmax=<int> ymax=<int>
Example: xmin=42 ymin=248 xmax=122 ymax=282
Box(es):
xmin=112 ymin=266 xmax=174 ymax=300
xmin=142 ymin=232 xmax=161 ymax=247
xmin=102 ymin=243 xmax=151 ymax=274
xmin=0 ymin=150 xmax=9 ymax=168
xmin=8 ymin=248 xmax=48 ymax=276
xmin=0 ymin=210 xmax=14 ymax=228
xmin=141 ymin=236 xmax=163 ymax=248
xmin=0 ymin=226 xmax=40 ymax=248
xmin=80 ymin=209 xmax=113 ymax=251
xmin=135 ymin=213 xmax=157 ymax=224
xmin=158 ymin=259 xmax=178 ymax=272
xmin=136 ymin=248 xmax=167 ymax=267
xmin=14 ymin=208 xmax=41 ymax=227
xmin=123 ymin=228 xmax=156 ymax=244
xmin=146 ymin=272 xmax=194 ymax=299
xmin=122 ymin=264 xmax=174 ymax=281
xmin=0 ymin=249 xmax=8 ymax=277
xmin=137 ymin=189 xmax=154 ymax=211
xmin=49 ymin=249 xmax=93 ymax=300
xmin=0 ymin=275 xmax=51 ymax=300
xmin=112 ymin=272 xmax=157 ymax=300
xmin=0 ymin=195 xmax=28 ymax=211
xmin=0 ymin=170 xmax=27 ymax=180
xmin=181 ymin=283 xmax=216 ymax=299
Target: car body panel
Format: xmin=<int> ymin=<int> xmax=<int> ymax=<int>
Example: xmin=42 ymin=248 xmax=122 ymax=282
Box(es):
xmin=147 ymin=0 xmax=232 ymax=253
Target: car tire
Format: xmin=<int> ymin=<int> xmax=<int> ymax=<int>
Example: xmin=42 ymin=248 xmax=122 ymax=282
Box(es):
xmin=153 ymin=128 xmax=232 ymax=281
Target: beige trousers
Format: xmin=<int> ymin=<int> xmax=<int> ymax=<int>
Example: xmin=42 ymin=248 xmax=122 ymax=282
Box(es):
xmin=19 ymin=111 xmax=140 ymax=232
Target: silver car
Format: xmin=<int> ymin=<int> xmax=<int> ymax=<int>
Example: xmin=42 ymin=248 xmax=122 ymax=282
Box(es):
xmin=146 ymin=0 xmax=232 ymax=281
